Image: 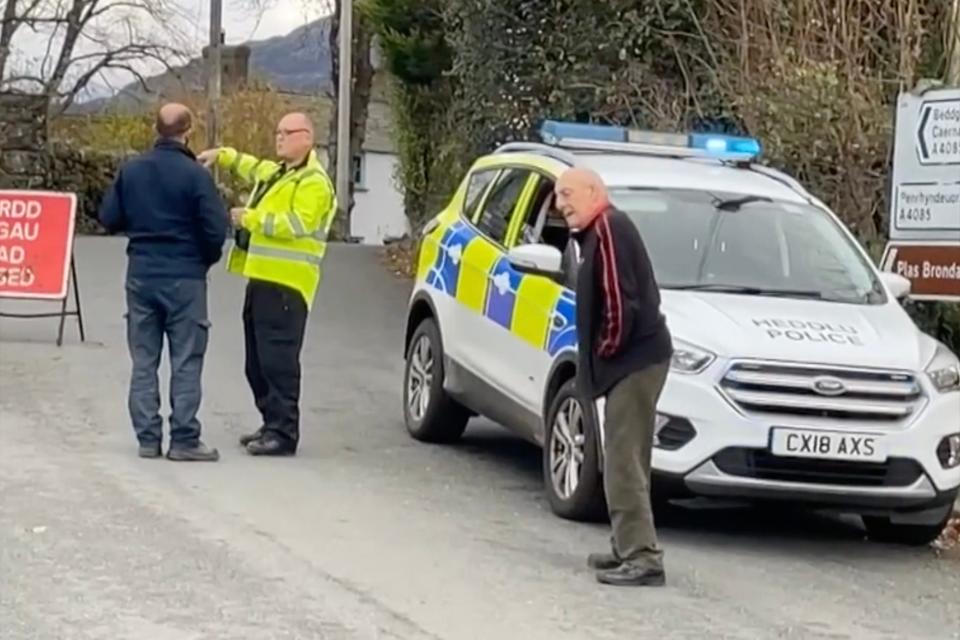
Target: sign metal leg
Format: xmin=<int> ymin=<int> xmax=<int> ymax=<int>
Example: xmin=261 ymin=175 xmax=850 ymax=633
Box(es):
xmin=71 ymin=255 xmax=85 ymax=343
xmin=1 ymin=254 xmax=85 ymax=347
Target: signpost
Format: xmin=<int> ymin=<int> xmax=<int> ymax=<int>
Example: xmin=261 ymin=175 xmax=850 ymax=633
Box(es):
xmin=882 ymin=85 xmax=960 ymax=301
xmin=916 ymin=99 xmax=960 ymax=165
xmin=881 ymin=241 xmax=960 ymax=301
xmin=0 ymin=190 xmax=85 ymax=345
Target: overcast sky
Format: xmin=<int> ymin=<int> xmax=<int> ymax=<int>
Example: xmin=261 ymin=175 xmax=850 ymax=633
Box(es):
xmin=7 ymin=0 xmax=330 ymax=99
xmin=202 ymin=0 xmax=328 ymax=46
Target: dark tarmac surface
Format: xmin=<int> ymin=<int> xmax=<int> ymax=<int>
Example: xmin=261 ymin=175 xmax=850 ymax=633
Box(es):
xmin=1 ymin=238 xmax=957 ymax=640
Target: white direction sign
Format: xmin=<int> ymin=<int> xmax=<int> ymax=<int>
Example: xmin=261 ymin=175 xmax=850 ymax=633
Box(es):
xmin=893 ymin=182 xmax=960 ymax=233
xmin=917 ymin=99 xmax=960 ymax=165
xmin=888 ymin=86 xmax=960 ymax=244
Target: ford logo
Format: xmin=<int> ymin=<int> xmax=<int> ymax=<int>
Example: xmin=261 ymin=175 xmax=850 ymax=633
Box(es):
xmin=812 ymin=376 xmax=847 ymax=396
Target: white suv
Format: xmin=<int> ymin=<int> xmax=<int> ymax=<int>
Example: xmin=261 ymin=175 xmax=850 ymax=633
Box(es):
xmin=401 ymin=120 xmax=960 ymax=545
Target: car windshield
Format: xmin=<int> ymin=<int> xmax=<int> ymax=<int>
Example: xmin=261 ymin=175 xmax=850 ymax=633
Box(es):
xmin=608 ymin=188 xmax=886 ymax=305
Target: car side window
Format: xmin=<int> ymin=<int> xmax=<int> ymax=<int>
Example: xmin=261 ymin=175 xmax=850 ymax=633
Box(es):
xmin=462 ymin=169 xmax=498 ymax=220
xmin=474 ymin=168 xmax=530 ymax=245
xmin=515 ymin=176 xmax=553 ymax=247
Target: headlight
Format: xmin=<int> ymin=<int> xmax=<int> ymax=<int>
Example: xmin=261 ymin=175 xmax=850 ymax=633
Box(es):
xmin=925 ymin=343 xmax=960 ymax=393
xmin=671 ymin=340 xmax=715 ymax=374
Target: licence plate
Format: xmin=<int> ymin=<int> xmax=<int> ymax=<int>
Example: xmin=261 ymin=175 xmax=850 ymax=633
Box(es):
xmin=769 ymin=428 xmax=886 ymax=463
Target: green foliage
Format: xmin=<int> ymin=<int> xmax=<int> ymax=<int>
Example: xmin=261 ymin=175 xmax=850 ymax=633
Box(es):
xmin=732 ymin=56 xmax=893 ymax=244
xmin=907 ymin=303 xmax=960 ymax=355
xmin=364 ymin=0 xmax=462 ymax=230
xmin=445 ymin=0 xmax=708 ymax=155
xmin=361 ymin=0 xmax=452 ymax=85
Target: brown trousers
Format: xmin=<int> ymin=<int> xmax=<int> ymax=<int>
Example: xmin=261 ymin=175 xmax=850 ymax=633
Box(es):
xmin=599 ymin=360 xmax=670 ymax=571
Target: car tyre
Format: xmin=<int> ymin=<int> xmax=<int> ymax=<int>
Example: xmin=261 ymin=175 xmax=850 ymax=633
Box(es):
xmin=543 ymin=378 xmax=606 ymax=522
xmin=862 ymin=512 xmax=951 ymax=546
xmin=403 ymin=317 xmax=470 ymax=443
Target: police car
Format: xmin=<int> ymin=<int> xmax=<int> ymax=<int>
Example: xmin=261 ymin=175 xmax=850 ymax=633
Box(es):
xmin=401 ymin=120 xmax=960 ymax=545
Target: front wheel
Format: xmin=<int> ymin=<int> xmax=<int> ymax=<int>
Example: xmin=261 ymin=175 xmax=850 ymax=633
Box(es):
xmin=542 ymin=378 xmax=606 ymax=521
xmin=403 ymin=317 xmax=470 ymax=443
xmin=862 ymin=512 xmax=952 ymax=546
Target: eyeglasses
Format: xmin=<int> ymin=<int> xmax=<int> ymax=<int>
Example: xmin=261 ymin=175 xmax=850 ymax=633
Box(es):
xmin=275 ymin=128 xmax=309 ymax=137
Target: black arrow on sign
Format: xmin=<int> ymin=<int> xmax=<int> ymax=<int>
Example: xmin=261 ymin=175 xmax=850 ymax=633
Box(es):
xmin=917 ymin=105 xmax=931 ymax=161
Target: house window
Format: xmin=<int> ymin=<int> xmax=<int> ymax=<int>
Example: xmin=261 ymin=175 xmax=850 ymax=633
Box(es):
xmin=352 ymin=154 xmax=365 ymax=189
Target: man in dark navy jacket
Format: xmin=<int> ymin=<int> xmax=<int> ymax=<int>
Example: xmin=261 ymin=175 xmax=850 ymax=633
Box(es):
xmin=99 ymin=103 xmax=228 ymax=461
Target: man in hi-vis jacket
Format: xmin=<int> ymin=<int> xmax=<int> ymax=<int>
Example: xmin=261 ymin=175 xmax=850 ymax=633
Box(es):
xmin=198 ymin=112 xmax=336 ymax=457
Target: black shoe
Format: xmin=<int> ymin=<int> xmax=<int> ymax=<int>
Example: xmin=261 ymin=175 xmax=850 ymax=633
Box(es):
xmin=166 ymin=442 xmax=220 ymax=462
xmin=138 ymin=443 xmax=162 ymax=459
xmin=246 ymin=435 xmax=296 ymax=456
xmin=587 ymin=552 xmax=622 ymax=571
xmin=239 ymin=427 xmax=264 ymax=447
xmin=596 ymin=564 xmax=666 ymax=587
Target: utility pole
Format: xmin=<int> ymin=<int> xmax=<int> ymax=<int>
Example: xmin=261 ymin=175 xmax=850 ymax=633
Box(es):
xmin=335 ymin=0 xmax=353 ymax=237
xmin=206 ymin=0 xmax=223 ymax=149
xmin=948 ymin=0 xmax=960 ymax=85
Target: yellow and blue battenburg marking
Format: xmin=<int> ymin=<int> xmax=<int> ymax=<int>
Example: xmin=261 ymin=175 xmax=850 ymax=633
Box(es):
xmin=424 ymin=219 xmax=475 ymax=297
xmin=422 ymin=217 xmax=580 ymax=357
xmin=485 ymin=256 xmax=524 ymax=329
xmin=546 ymin=290 xmax=577 ymax=356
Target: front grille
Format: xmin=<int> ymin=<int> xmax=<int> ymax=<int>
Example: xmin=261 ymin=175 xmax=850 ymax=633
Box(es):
xmin=719 ymin=362 xmax=922 ymax=422
xmin=713 ymin=447 xmax=923 ymax=487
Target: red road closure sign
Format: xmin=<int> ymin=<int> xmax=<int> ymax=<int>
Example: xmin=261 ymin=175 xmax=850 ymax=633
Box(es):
xmin=0 ymin=190 xmax=77 ymax=299
xmin=880 ymin=241 xmax=960 ymax=301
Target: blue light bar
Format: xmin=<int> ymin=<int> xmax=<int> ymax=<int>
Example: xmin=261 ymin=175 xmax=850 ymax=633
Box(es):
xmin=689 ymin=133 xmax=761 ymax=157
xmin=538 ymin=119 xmax=762 ymax=159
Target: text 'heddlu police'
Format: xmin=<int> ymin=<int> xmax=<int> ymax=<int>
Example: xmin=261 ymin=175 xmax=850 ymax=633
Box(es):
xmin=753 ymin=317 xmax=864 ymax=346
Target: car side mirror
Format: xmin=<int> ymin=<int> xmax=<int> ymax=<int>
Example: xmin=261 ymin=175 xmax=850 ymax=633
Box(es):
xmin=507 ymin=243 xmax=563 ymax=277
xmin=880 ymin=272 xmax=911 ymax=301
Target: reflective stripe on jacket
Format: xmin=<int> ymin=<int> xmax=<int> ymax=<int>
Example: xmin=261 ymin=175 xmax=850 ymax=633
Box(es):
xmin=217 ymin=147 xmax=336 ymax=310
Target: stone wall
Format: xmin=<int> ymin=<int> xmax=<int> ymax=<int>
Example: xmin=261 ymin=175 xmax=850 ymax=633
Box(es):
xmin=3 ymin=92 xmax=237 ymax=235
xmin=0 ymin=92 xmax=130 ymax=233
xmin=50 ymin=144 xmax=132 ymax=234
xmin=0 ymin=93 xmax=49 ymax=190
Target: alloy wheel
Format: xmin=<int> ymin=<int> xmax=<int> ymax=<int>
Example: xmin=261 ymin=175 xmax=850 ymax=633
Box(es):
xmin=407 ymin=334 xmax=434 ymax=421
xmin=549 ymin=397 xmax=586 ymax=499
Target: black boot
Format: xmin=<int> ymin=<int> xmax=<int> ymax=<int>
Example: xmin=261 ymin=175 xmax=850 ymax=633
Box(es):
xmin=166 ymin=441 xmax=220 ymax=462
xmin=239 ymin=427 xmax=264 ymax=446
xmin=596 ymin=563 xmax=666 ymax=587
xmin=246 ymin=434 xmax=296 ymax=456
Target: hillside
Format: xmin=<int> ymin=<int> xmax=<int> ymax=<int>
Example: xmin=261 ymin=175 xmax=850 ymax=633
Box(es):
xmin=73 ymin=17 xmax=332 ymax=113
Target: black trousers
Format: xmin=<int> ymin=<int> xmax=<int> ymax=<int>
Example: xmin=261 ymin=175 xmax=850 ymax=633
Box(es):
xmin=242 ymin=279 xmax=308 ymax=443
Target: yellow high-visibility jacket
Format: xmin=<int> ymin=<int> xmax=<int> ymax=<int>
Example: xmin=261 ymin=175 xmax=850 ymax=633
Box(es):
xmin=216 ymin=147 xmax=337 ymax=310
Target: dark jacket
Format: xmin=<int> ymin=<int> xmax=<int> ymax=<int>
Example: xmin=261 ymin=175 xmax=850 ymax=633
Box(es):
xmin=98 ymin=138 xmax=228 ymax=280
xmin=574 ymin=205 xmax=673 ymax=399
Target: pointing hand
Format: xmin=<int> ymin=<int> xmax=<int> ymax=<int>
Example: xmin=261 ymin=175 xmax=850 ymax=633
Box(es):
xmin=197 ymin=148 xmax=220 ymax=168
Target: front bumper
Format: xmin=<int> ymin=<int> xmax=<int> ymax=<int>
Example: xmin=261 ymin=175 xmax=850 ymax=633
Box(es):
xmin=648 ymin=365 xmax=960 ymax=514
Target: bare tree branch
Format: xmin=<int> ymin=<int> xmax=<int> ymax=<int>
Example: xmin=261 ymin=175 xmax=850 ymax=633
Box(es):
xmin=1 ymin=0 xmax=188 ymax=109
xmin=55 ymin=46 xmax=173 ymax=113
xmin=0 ymin=0 xmax=46 ymax=77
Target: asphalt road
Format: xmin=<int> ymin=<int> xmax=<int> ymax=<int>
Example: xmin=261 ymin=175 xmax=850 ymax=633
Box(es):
xmin=1 ymin=238 xmax=957 ymax=640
